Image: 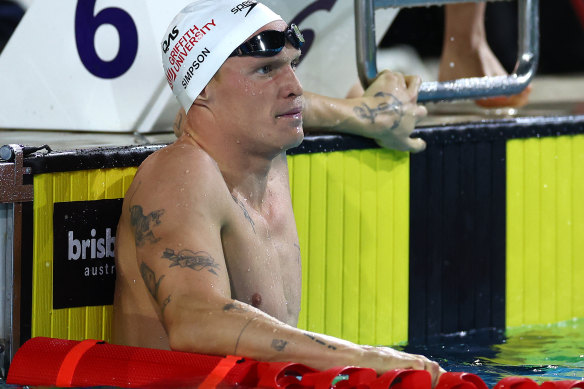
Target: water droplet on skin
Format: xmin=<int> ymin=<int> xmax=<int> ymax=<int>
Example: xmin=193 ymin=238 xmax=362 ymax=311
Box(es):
xmin=185 ymin=170 xmax=190 ymax=174
xmin=450 ymin=36 xmax=455 ymax=42
xmin=236 ymin=140 xmax=241 ymax=144
xmin=449 ymin=62 xmax=455 ymax=68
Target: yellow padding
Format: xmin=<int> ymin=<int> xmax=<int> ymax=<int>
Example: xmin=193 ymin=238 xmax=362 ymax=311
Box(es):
xmin=32 ymin=149 xmax=410 ymax=347
xmin=289 ymin=149 xmax=410 ymax=346
xmin=507 ymin=135 xmax=584 ymax=328
xmin=32 ymin=168 xmax=137 ymax=341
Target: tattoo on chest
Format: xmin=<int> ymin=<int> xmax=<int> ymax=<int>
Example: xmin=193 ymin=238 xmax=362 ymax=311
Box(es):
xmin=130 ymin=205 xmax=165 ymax=247
xmin=304 ymin=333 xmax=337 ymax=350
xmin=271 ymin=339 xmax=288 ymax=352
xmin=353 ymin=92 xmax=403 ymax=129
xmin=140 ymin=262 xmax=165 ymax=300
xmin=162 ymin=248 xmax=220 ymax=275
xmin=231 ymin=195 xmax=256 ymax=233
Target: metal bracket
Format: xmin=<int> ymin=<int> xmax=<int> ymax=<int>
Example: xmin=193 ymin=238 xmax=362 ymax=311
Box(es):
xmin=355 ymin=0 xmax=539 ymax=102
xmin=0 ymin=145 xmax=33 ymax=203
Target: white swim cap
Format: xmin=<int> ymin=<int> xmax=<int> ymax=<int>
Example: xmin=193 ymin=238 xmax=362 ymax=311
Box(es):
xmin=162 ymin=0 xmax=282 ymax=112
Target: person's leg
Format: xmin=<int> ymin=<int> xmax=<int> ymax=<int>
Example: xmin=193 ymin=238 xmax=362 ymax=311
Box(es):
xmin=439 ymin=3 xmax=530 ymax=107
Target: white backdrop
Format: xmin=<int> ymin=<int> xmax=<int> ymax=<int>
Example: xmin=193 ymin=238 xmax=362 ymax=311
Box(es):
xmin=0 ymin=1 xmax=397 ymax=133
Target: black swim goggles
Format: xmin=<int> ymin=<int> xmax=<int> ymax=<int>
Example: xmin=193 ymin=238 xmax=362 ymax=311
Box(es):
xmin=229 ymin=24 xmax=304 ymax=57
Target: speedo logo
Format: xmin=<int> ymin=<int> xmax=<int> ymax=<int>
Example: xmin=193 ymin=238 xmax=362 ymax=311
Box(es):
xmin=162 ymin=26 xmax=179 ymax=54
xmin=231 ymin=0 xmax=258 ymax=16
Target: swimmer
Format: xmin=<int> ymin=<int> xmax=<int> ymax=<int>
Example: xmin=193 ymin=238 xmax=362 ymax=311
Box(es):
xmin=113 ymin=0 xmax=442 ymax=385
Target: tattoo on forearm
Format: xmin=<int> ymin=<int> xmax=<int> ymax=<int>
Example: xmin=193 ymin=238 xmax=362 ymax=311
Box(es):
xmin=161 ymin=295 xmax=172 ymax=315
xmin=162 ymin=248 xmax=220 ymax=275
xmin=234 ymin=317 xmax=256 ymax=355
xmin=223 ymin=303 xmax=251 ymax=313
xmin=140 ymin=262 xmax=165 ymax=300
xmin=303 ymin=333 xmax=337 ymax=350
xmin=271 ymin=339 xmax=288 ymax=352
xmin=231 ymin=195 xmax=256 ymax=233
xmin=130 ymin=205 xmax=165 ymax=247
xmin=353 ymin=92 xmax=403 ymax=129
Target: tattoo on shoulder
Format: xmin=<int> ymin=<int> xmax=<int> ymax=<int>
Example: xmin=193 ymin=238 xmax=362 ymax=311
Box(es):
xmin=140 ymin=262 xmax=165 ymax=300
xmin=130 ymin=205 xmax=165 ymax=247
xmin=353 ymin=92 xmax=403 ymax=129
xmin=231 ymin=195 xmax=256 ymax=233
xmin=162 ymin=248 xmax=220 ymax=275
xmin=271 ymin=339 xmax=288 ymax=352
xmin=303 ymin=333 xmax=337 ymax=351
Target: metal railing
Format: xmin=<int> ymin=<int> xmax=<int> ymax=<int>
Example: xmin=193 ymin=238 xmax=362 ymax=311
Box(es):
xmin=354 ymin=0 xmax=539 ymax=102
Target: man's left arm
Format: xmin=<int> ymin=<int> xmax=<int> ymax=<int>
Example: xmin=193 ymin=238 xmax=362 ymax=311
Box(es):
xmin=302 ymin=70 xmax=427 ymax=153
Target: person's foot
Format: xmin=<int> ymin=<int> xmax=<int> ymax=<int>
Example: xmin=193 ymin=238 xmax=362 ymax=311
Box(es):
xmin=438 ymin=30 xmax=531 ymax=108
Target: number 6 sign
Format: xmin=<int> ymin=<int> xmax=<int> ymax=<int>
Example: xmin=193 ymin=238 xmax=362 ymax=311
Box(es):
xmin=0 ymin=1 xmax=397 ymax=133
xmin=75 ymin=0 xmax=139 ymax=79
xmin=0 ymin=1 xmax=187 ymax=132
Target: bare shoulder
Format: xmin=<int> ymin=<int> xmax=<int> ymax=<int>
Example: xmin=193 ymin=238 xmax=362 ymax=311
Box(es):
xmin=138 ymin=138 xmax=223 ymax=188
xmin=130 ymin=138 xmax=230 ymax=212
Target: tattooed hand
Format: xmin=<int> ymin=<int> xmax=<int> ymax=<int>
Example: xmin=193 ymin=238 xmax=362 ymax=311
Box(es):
xmin=351 ymin=70 xmax=427 ymax=153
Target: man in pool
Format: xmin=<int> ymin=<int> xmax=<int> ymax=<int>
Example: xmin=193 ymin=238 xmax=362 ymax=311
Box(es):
xmin=113 ymin=0 xmax=441 ymax=384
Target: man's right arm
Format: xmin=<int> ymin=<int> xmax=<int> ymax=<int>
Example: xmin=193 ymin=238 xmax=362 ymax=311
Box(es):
xmin=129 ymin=148 xmax=442 ymax=385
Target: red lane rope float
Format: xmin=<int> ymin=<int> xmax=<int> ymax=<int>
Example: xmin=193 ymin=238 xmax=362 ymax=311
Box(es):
xmin=6 ymin=337 xmax=584 ymax=389
xmin=540 ymin=382 xmax=584 ymax=389
xmin=494 ymin=376 xmax=540 ymax=389
xmin=436 ymin=372 xmax=489 ymax=389
xmin=55 ymin=339 xmax=100 ymax=387
xmin=199 ymin=355 xmax=242 ymax=389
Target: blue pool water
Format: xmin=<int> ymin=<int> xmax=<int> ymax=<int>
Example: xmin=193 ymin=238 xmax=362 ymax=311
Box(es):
xmin=401 ymin=318 xmax=584 ymax=387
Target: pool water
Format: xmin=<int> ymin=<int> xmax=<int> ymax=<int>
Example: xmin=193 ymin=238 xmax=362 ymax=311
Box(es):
xmin=401 ymin=318 xmax=584 ymax=387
